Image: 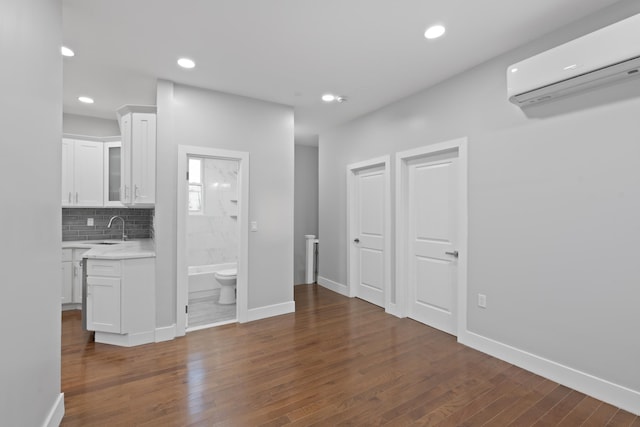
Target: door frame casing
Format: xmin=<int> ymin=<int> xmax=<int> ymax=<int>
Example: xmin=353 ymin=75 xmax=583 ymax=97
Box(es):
xmin=346 ymin=156 xmax=392 ymax=311
xmin=176 ymin=145 xmax=250 ymax=336
xmin=395 ymin=138 xmax=468 ymax=335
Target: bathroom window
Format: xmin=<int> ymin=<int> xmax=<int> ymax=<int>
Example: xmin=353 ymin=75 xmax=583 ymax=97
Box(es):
xmin=188 ymin=157 xmax=204 ymax=214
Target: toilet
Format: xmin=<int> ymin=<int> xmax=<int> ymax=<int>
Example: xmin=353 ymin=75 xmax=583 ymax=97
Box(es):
xmin=214 ymin=269 xmax=237 ymax=304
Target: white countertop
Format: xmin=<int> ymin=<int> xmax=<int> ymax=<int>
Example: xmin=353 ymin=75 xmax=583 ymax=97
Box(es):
xmin=62 ymin=239 xmax=156 ymax=259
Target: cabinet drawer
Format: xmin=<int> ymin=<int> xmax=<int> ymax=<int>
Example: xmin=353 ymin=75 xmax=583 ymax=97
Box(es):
xmin=62 ymin=249 xmax=72 ymax=262
xmin=87 ymin=259 xmax=121 ymax=277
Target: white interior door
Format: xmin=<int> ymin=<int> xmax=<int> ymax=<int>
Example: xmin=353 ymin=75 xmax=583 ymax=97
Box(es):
xmin=406 ymin=151 xmax=458 ymax=334
xmin=351 ymin=164 xmax=386 ymax=307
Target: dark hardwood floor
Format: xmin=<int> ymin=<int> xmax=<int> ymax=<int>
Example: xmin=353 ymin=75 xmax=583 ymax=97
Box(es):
xmin=61 ymin=284 xmax=638 ymax=426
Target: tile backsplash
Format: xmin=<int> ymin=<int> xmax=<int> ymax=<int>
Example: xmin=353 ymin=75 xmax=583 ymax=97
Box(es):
xmin=62 ymin=208 xmax=154 ymax=241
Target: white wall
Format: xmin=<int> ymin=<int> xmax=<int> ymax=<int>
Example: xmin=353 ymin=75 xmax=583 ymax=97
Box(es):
xmin=63 ymin=113 xmax=120 ymax=136
xmin=0 ymin=0 xmax=64 ymax=425
xmin=294 ymin=145 xmax=319 ymax=284
xmin=156 ymin=81 xmax=294 ymax=326
xmin=319 ymin=0 xmax=640 ymax=411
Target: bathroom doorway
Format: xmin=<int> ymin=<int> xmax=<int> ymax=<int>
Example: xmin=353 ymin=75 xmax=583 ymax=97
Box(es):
xmin=176 ymin=146 xmax=249 ymax=335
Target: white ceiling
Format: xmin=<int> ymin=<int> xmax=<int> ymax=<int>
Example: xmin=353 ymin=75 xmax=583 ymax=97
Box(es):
xmin=63 ymin=0 xmax=621 ymax=145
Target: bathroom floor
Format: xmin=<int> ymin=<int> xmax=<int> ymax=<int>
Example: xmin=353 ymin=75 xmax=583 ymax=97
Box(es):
xmin=188 ymin=289 xmax=236 ymax=328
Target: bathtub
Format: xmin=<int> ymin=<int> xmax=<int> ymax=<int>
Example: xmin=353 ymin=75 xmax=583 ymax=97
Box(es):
xmin=188 ymin=263 xmax=237 ymax=293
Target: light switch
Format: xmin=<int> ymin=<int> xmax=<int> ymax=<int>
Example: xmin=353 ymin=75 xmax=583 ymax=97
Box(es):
xmin=478 ymin=294 xmax=487 ymax=308
xmin=87 ymin=218 xmax=94 ymax=226
xmin=250 ymin=221 xmax=258 ymax=232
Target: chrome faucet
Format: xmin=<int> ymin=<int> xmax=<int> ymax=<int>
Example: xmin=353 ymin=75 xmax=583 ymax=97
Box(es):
xmin=107 ymin=215 xmax=127 ymax=241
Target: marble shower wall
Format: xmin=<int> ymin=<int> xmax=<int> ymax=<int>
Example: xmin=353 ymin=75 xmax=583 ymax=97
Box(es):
xmin=187 ymin=157 xmax=239 ymax=266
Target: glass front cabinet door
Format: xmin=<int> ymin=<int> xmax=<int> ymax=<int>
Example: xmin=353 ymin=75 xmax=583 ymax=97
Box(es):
xmin=104 ymin=141 xmax=123 ymax=207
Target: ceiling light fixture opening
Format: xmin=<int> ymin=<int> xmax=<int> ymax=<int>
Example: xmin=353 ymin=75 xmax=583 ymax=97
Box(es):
xmin=78 ymin=96 xmax=94 ymax=104
xmin=61 ymin=46 xmax=75 ymax=57
xmin=177 ymin=58 xmax=196 ymax=69
xmin=424 ymin=24 xmax=446 ymax=40
xmin=322 ymin=94 xmax=347 ymax=103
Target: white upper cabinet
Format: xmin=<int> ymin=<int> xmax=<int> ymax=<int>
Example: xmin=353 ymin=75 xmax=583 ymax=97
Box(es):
xmin=120 ymin=113 xmax=131 ymax=204
xmin=103 ymin=141 xmax=123 ymax=207
xmin=118 ymin=105 xmax=156 ymax=207
xmin=61 ymin=138 xmax=104 ymax=207
xmin=61 ymin=139 xmax=74 ymax=206
xmin=74 ymin=140 xmax=104 ymax=206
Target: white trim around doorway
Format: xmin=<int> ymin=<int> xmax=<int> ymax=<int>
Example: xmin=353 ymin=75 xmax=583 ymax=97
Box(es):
xmin=176 ymin=145 xmax=250 ymax=336
xmin=394 ymin=137 xmax=468 ymax=334
xmin=346 ymin=155 xmax=392 ymax=313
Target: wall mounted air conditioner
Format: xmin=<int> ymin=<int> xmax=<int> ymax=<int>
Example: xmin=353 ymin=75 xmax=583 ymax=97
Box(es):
xmin=507 ymin=13 xmax=640 ymax=106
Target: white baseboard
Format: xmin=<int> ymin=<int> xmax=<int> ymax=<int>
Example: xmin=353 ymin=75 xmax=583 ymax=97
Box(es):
xmin=317 ymin=276 xmax=349 ymax=297
xmin=458 ymin=330 xmax=640 ymax=416
xmin=385 ymin=303 xmax=404 ymax=318
xmin=246 ymin=301 xmax=295 ymax=322
xmin=95 ymin=330 xmax=155 ymax=347
xmin=43 ymin=393 xmax=64 ymax=427
xmin=155 ymin=324 xmax=176 ymax=343
xmin=187 ymin=319 xmax=236 ymax=332
xmin=318 ymin=276 xmax=404 ymax=317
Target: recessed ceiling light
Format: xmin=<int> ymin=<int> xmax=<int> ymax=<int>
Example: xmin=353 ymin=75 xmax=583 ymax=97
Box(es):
xmin=61 ymin=46 xmax=75 ymax=57
xmin=510 ymin=67 xmax=519 ymax=73
xmin=424 ymin=24 xmax=446 ymax=40
xmin=177 ymin=58 xmax=196 ymax=69
xmin=78 ymin=96 xmax=94 ymax=104
xmin=322 ymin=93 xmax=348 ymax=103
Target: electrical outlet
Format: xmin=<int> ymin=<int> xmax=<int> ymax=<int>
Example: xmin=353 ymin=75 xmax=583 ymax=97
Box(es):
xmin=478 ymin=294 xmax=487 ymax=308
xmin=87 ymin=218 xmax=94 ymax=226
xmin=250 ymin=221 xmax=258 ymax=232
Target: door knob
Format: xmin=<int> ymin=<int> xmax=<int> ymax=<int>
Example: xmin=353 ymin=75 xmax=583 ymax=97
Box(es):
xmin=445 ymin=250 xmax=459 ymax=258
xmin=353 ymin=238 xmax=360 ymax=243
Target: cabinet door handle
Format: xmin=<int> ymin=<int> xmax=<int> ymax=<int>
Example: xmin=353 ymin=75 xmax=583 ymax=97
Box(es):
xmin=68 ymin=192 xmax=72 ymax=203
xmin=134 ymin=185 xmax=139 ymax=200
xmin=75 ymin=192 xmax=79 ymax=203
xmin=124 ymin=185 xmax=128 ymax=199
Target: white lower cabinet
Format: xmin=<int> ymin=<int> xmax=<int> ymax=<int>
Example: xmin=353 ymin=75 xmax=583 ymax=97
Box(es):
xmin=61 ymin=248 xmax=87 ymax=308
xmin=72 ymin=250 xmax=87 ymax=303
xmin=86 ymin=275 xmax=121 ymax=333
xmin=86 ymin=257 xmax=155 ymax=347
xmin=61 ymin=254 xmax=73 ymax=304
